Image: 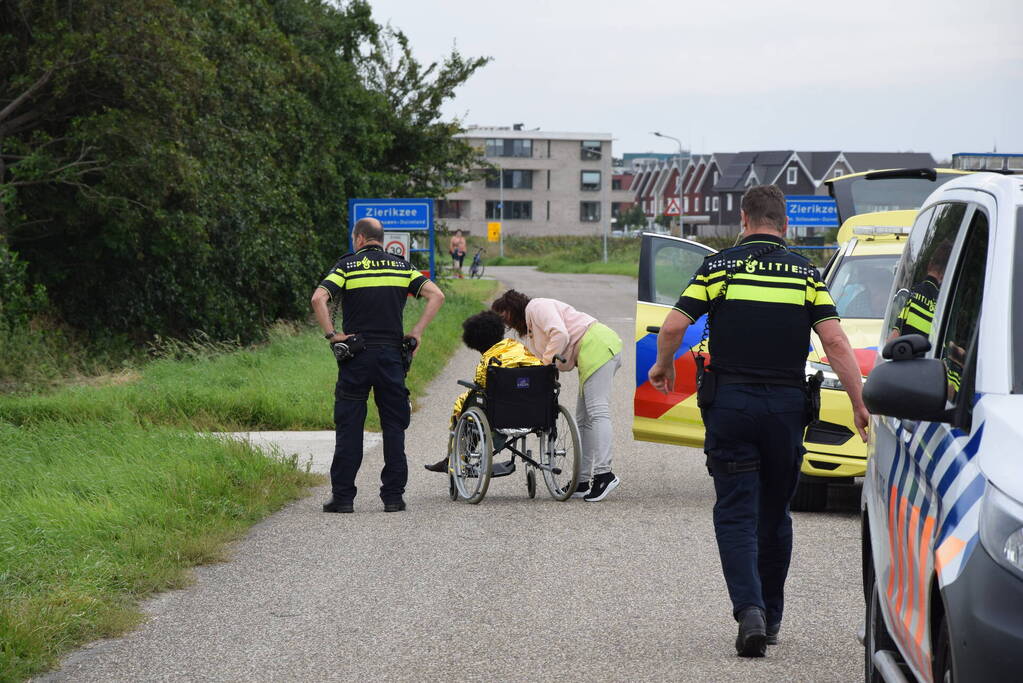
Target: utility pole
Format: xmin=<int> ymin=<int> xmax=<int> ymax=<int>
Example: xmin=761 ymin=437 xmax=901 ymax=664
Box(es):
xmin=652 ymin=132 xmax=685 ymax=237
xmin=499 ymin=165 xmax=504 ymax=258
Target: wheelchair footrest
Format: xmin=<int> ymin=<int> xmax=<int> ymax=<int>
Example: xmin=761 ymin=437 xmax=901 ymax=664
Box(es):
xmin=490 ymin=460 xmax=516 ymax=477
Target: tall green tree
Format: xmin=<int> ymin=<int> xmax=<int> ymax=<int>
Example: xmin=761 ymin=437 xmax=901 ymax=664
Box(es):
xmin=0 ymin=0 xmax=488 ymax=343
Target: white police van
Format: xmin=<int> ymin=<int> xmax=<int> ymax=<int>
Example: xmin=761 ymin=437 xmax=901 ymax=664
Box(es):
xmin=860 ymin=172 xmax=1023 ymax=682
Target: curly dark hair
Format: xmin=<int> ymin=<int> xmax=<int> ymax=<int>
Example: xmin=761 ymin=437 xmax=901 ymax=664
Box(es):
xmin=490 ymin=289 xmax=530 ymax=336
xmin=462 ymin=310 xmax=506 ymax=354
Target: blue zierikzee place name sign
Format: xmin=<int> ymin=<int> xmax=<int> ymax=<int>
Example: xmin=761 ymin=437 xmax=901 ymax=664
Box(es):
xmin=785 ymin=196 xmax=838 ymax=227
xmin=348 ymin=198 xmax=433 ymax=231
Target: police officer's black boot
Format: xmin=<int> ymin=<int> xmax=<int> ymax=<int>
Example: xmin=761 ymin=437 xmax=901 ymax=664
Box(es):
xmin=735 ymin=607 xmax=767 ymax=657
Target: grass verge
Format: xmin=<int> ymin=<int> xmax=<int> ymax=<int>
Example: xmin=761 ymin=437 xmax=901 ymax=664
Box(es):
xmin=478 ymin=234 xmax=640 ymax=278
xmin=0 ymin=277 xmax=497 ymax=680
xmin=0 ymin=278 xmax=498 ymax=432
xmin=0 ymin=421 xmax=319 ymax=681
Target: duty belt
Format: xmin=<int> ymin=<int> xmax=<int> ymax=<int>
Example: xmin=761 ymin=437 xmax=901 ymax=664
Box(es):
xmin=714 ymin=373 xmax=806 ymax=389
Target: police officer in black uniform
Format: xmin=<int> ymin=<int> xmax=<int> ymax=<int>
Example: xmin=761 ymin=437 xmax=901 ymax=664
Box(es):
xmin=311 ymin=217 xmax=445 ymax=513
xmin=648 ymin=185 xmax=869 ymax=657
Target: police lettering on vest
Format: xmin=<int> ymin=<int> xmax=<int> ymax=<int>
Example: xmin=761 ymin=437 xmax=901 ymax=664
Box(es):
xmin=319 ymin=245 xmax=428 ymax=344
xmin=673 ymin=234 xmax=839 ymax=382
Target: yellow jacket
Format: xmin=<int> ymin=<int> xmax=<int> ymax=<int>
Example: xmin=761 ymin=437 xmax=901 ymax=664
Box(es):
xmin=451 ymin=338 xmax=543 ymax=422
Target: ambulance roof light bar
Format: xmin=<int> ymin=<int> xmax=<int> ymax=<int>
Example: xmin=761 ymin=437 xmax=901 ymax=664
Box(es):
xmin=853 ymin=226 xmax=913 ymax=237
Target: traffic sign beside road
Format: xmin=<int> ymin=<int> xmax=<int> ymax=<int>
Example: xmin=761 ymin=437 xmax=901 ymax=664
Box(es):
xmin=786 ymin=196 xmax=839 ymax=227
xmin=347 ymin=198 xmax=435 ymax=278
xmin=664 ymin=197 xmax=680 ymax=216
xmin=348 ymin=198 xmax=432 ymax=231
xmin=487 ymin=222 xmax=501 ymax=242
xmin=383 ymin=232 xmax=409 ymax=259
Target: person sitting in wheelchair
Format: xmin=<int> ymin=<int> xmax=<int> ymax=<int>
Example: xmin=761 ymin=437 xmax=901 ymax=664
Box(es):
xmin=424 ymin=310 xmax=542 ymax=473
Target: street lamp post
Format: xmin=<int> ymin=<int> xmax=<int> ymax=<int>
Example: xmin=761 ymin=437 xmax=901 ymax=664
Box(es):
xmin=652 ymin=131 xmax=685 ymax=237
xmin=499 ymin=166 xmax=504 ymax=258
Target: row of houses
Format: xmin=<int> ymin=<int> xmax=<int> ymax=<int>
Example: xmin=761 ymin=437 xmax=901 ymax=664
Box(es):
xmin=628 ymin=150 xmax=936 ymax=234
xmin=435 ymin=125 xmax=936 ymax=237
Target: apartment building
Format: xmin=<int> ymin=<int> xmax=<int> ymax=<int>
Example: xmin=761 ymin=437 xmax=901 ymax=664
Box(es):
xmin=437 ymin=126 xmax=617 ymax=237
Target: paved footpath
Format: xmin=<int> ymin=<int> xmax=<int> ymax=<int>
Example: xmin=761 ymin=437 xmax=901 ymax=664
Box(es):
xmin=42 ymin=267 xmax=863 ymax=682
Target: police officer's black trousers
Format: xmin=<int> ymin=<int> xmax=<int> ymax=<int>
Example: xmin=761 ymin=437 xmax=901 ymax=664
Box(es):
xmin=703 ymin=383 xmax=805 ymax=627
xmin=331 ymin=347 xmax=411 ymax=503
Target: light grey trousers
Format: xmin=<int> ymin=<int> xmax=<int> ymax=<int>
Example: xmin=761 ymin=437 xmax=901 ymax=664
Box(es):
xmin=576 ymin=352 xmax=622 ymax=480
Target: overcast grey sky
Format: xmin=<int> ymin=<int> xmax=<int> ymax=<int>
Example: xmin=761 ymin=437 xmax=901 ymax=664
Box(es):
xmin=368 ymin=0 xmax=1022 ymax=161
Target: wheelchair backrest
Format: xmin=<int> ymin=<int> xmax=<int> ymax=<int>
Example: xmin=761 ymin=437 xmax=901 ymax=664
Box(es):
xmin=484 ymin=364 xmax=557 ymax=430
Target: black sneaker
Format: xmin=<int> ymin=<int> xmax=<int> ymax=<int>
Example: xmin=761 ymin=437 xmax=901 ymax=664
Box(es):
xmin=424 ymin=457 xmax=448 ymax=473
xmin=583 ymin=472 xmax=620 ymax=502
xmin=383 ymin=499 xmax=406 ymax=513
xmin=323 ymin=497 xmax=354 ymax=513
xmin=735 ymin=607 xmax=767 ymax=657
xmin=571 ymin=481 xmax=590 ymax=498
xmin=767 ymin=623 xmax=780 ymax=645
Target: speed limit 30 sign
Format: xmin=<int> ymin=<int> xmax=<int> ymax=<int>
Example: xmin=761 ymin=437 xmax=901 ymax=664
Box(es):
xmin=383 ymin=232 xmax=410 ymax=260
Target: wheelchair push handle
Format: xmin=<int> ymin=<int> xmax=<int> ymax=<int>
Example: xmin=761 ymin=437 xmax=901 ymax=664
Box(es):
xmin=552 ymin=354 xmax=567 ymax=365
xmin=457 ymin=379 xmax=481 ymax=390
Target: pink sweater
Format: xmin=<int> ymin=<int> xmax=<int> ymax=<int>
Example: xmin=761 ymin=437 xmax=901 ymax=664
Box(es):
xmin=524 ymin=298 xmax=596 ymax=371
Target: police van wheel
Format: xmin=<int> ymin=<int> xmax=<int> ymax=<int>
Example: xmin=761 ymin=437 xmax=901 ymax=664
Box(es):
xmin=864 ymin=563 xmax=898 ymax=683
xmin=526 ymin=469 xmax=537 ymax=499
xmin=790 ymin=478 xmax=827 ymax=512
xmin=452 ymin=407 xmax=492 ymax=504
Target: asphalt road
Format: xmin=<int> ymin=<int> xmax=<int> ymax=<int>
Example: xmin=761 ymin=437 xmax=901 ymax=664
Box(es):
xmin=42 ymin=266 xmax=864 ymax=682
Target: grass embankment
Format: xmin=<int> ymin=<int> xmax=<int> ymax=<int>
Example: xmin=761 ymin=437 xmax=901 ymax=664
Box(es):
xmin=0 ymin=425 xmax=317 ymax=682
xmin=0 ymin=277 xmax=497 ymax=681
xmin=480 ymin=234 xmax=641 ymax=277
xmin=0 ymin=278 xmax=498 ymax=431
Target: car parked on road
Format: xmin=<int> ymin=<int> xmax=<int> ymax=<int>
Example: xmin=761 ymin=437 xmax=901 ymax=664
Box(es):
xmin=860 ymin=172 xmax=1023 ymax=682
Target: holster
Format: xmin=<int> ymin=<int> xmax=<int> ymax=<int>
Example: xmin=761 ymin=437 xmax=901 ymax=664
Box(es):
xmin=696 ymin=356 xmax=717 ymax=409
xmin=805 ymin=370 xmax=823 ymax=426
xmin=400 ymin=336 xmax=418 ymax=376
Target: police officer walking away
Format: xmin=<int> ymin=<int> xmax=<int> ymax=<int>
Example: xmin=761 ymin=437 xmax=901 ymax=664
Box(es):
xmin=311 ymin=217 xmax=445 ymax=513
xmin=648 ymin=185 xmax=869 ymax=657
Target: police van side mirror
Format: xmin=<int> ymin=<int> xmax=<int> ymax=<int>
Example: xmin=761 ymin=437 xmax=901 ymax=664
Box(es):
xmin=863 ymin=357 xmax=950 ymax=422
xmin=882 ymin=334 xmax=930 ymax=360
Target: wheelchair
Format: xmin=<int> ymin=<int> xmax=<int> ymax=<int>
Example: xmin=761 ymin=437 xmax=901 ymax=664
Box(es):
xmin=448 ymin=359 xmax=581 ymax=504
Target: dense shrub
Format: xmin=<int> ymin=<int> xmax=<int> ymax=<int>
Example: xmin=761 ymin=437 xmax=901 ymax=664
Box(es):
xmin=0 ymin=0 xmax=487 ymax=346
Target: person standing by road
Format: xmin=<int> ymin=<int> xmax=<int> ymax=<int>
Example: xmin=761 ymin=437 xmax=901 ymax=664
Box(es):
xmin=491 ymin=290 xmax=623 ymax=501
xmin=648 ymin=185 xmax=869 ymax=657
xmin=311 ymin=217 xmax=445 ymax=513
xmin=449 ymin=229 xmax=467 ymax=278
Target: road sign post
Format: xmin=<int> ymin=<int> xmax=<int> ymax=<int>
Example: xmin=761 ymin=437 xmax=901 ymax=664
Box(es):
xmin=347 ymin=198 xmax=435 ymax=278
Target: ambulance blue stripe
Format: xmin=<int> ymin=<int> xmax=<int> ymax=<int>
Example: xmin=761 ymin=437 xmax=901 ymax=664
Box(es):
xmin=634 ymin=314 xmax=707 ymax=386
xmin=935 ymin=473 xmax=985 ymax=547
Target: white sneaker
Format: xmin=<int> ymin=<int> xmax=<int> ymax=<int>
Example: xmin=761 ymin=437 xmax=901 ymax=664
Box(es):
xmin=584 ymin=473 xmax=620 ymax=502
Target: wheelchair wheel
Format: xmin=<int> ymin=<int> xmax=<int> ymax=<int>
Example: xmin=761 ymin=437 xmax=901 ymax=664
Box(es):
xmin=526 ymin=468 xmax=536 ymax=499
xmin=540 ymin=404 xmax=581 ymax=501
xmin=448 ymin=474 xmax=457 ymax=501
xmin=452 ymin=406 xmax=492 ymax=504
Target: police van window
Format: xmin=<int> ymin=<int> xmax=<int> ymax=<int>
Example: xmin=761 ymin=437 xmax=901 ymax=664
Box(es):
xmin=884 ymin=203 xmax=967 ymax=343
xmin=937 ymin=208 xmax=989 ymax=404
xmin=653 ymin=243 xmax=705 ymax=306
